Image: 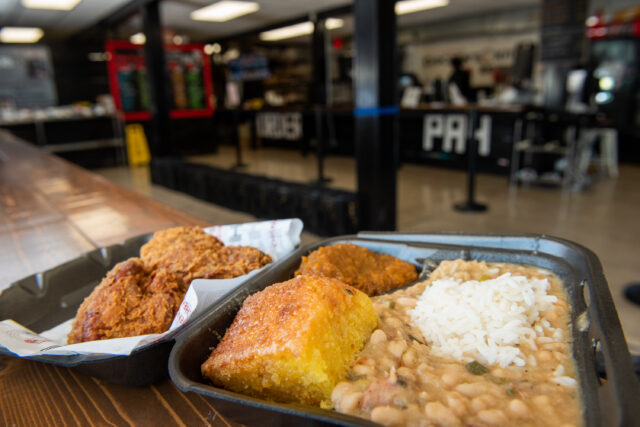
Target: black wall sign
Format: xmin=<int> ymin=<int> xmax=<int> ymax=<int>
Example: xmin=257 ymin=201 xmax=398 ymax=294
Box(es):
xmin=540 ymin=0 xmax=587 ymax=61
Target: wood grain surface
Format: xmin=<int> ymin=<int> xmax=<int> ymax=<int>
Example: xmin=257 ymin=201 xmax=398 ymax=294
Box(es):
xmin=0 ymin=131 xmax=239 ymax=426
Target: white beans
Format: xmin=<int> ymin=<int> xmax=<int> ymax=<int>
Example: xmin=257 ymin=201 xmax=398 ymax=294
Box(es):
xmin=379 ymin=356 xmax=396 ymax=371
xmin=369 ymin=329 xmax=388 ymax=345
xmin=532 ymin=395 xmax=551 ymax=407
xmin=331 ymin=382 xmax=354 ymax=403
xmin=396 ymin=367 xmax=416 ymax=383
xmin=491 ymin=368 xmax=506 ymax=377
xmin=537 ymin=350 xmax=553 ymax=362
xmin=386 ymin=317 xmax=403 ymax=329
xmin=387 ymin=340 xmax=407 ymax=359
xmin=370 ymin=406 xmax=405 ymax=426
xmin=447 ymin=392 xmax=468 ymax=418
xmin=477 ymin=409 xmax=508 ymax=425
xmin=441 ymin=372 xmax=461 ymax=387
xmin=358 ymin=357 xmax=376 ymax=366
xmin=401 ymin=347 xmax=417 ymax=367
xmin=352 ymin=364 xmax=375 ymax=377
xmin=417 ymin=363 xmax=433 ymax=375
xmin=424 ymin=401 xmax=460 ymax=426
xmin=532 ymin=395 xmax=556 ymax=418
xmin=455 ymin=382 xmax=493 ymax=398
xmin=396 ymin=297 xmax=416 ymax=308
xmin=335 ymin=391 xmax=362 ymax=413
xmin=470 ymin=394 xmax=496 ymax=413
xmin=418 ymin=370 xmax=439 ymax=386
xmin=508 ymin=399 xmax=530 ymax=417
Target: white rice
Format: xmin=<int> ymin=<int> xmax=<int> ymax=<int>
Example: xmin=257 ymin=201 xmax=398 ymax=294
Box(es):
xmin=410 ymin=273 xmax=558 ymax=368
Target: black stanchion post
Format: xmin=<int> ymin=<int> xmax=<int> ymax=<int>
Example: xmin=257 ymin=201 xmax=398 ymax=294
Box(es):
xmin=231 ymin=108 xmax=247 ymax=170
xmin=314 ymin=106 xmax=331 ymax=184
xmin=454 ymin=108 xmax=488 ymax=212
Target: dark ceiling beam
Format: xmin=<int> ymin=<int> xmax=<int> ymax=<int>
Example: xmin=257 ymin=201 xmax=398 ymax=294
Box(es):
xmin=99 ymin=0 xmax=157 ymax=28
xmin=72 ymin=0 xmax=157 ymax=40
xmin=207 ymin=4 xmax=352 ymax=44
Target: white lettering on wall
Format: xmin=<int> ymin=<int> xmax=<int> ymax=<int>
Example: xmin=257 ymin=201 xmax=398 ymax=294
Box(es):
xmin=445 ymin=114 xmax=466 ymax=154
xmin=421 ymin=113 xmax=492 ymax=156
xmin=423 ymin=114 xmax=444 ymax=151
xmin=475 ymin=115 xmax=492 ymax=156
xmin=256 ymin=112 xmax=303 ymax=141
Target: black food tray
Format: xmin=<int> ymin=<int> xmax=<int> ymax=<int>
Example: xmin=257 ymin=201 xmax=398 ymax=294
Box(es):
xmin=0 ymin=233 xmax=174 ymax=386
xmin=169 ymin=234 xmax=640 ymax=426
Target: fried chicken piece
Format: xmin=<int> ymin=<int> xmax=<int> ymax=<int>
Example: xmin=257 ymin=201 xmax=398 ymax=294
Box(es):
xmin=68 ymin=227 xmax=273 ymax=343
xmin=140 ymin=226 xmax=272 ymax=282
xmin=203 ymin=246 xmax=274 ymax=279
xmin=140 ymin=226 xmax=224 ymax=273
xmin=67 ymin=258 xmax=187 ymax=344
xmin=294 ymin=243 xmax=418 ymax=296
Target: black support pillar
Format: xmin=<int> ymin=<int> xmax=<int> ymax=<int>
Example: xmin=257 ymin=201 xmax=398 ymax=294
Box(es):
xmin=311 ymin=15 xmax=331 ymax=184
xmin=354 ymin=0 xmax=397 ymax=231
xmin=142 ymin=0 xmax=171 ymax=157
xmin=311 ymin=15 xmax=327 ymax=106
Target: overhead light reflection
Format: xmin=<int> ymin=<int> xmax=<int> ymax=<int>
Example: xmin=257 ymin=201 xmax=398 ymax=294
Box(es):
xmin=595 ymin=91 xmax=613 ymax=104
xmin=130 ymin=32 xmax=146 ymax=45
xmin=259 ymin=18 xmax=343 ymax=41
xmin=395 ymin=0 xmax=449 ymax=15
xmin=191 ymin=1 xmax=259 ymax=22
xmin=0 ymin=27 xmax=44 ymax=43
xmin=21 ymin=0 xmax=82 ymax=11
xmin=598 ymin=76 xmax=615 ymax=91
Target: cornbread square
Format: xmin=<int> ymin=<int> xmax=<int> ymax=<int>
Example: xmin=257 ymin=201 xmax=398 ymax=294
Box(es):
xmin=201 ymin=275 xmax=378 ymax=405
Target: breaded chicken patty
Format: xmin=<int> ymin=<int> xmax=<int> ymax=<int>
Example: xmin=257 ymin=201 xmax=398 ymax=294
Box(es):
xmin=295 ymin=243 xmax=418 ymax=296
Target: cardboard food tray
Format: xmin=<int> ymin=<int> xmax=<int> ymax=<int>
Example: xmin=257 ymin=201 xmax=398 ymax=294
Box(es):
xmin=168 ymin=234 xmax=640 ymax=427
xmin=0 ymin=231 xmax=271 ymax=386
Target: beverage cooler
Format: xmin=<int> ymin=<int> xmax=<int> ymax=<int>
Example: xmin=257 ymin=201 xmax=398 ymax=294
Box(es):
xmin=587 ymin=17 xmax=640 ymax=160
xmin=105 ymin=41 xmax=214 ymax=121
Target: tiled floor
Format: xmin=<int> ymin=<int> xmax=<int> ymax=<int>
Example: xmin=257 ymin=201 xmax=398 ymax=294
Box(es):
xmin=96 ymin=145 xmax=640 ymax=354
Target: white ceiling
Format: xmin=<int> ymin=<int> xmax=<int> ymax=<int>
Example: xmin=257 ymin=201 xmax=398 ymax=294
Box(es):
xmin=0 ymin=0 xmax=132 ymax=38
xmin=161 ymin=0 xmax=351 ymax=40
xmin=0 ymin=0 xmax=541 ymax=42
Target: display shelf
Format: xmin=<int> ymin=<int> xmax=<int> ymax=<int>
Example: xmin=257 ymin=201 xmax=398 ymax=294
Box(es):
xmin=40 ymin=138 xmax=124 ymax=153
xmin=105 ymin=41 xmax=214 ymax=122
xmin=0 ymin=114 xmax=126 ymax=165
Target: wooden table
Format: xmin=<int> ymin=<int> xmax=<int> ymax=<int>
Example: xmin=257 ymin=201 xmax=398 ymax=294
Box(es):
xmin=0 ymin=130 xmax=237 ymax=426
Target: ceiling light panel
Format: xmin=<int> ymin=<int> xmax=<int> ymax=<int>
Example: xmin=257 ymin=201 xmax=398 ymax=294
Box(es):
xmin=260 ymin=22 xmax=313 ymax=41
xmin=0 ymin=27 xmax=45 ymax=43
xmin=21 ymin=0 xmax=83 ymax=11
xmin=395 ymin=0 xmax=449 ymax=15
xmin=191 ymin=1 xmax=259 ymax=22
xmin=259 ymin=18 xmax=344 ymax=41
xmin=325 ymin=18 xmax=344 ymax=30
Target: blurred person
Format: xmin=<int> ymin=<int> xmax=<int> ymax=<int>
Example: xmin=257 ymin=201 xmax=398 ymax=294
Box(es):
xmin=448 ymin=57 xmax=474 ymax=103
